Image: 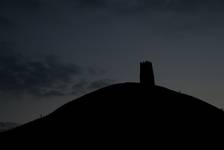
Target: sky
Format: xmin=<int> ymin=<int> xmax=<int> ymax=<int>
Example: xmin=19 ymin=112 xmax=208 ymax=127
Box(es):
xmin=1 ymin=0 xmax=224 ymax=123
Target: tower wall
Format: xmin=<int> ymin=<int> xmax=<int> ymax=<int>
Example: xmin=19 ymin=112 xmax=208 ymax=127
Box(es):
xmin=140 ymin=61 xmax=155 ymax=86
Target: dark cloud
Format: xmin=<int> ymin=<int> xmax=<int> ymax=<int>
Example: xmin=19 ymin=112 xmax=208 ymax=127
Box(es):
xmin=0 ymin=42 xmax=81 ymax=97
xmin=0 ymin=0 xmax=44 ymax=10
xmin=87 ymin=67 xmax=107 ymax=76
xmin=73 ymin=0 xmax=159 ymax=13
xmin=72 ymin=79 xmax=89 ymax=91
xmin=0 ymin=122 xmax=19 ymax=132
xmin=73 ymin=0 xmax=224 ymax=13
xmin=0 ymin=16 xmax=13 ymax=29
xmin=70 ymin=79 xmax=114 ymax=95
xmin=1 ymin=0 xmax=224 ymax=14
xmin=0 ymin=0 xmax=46 ymax=32
xmin=88 ymin=79 xmax=114 ymax=90
xmin=0 ymin=42 xmax=113 ymax=98
xmin=42 ymin=90 xmax=66 ymax=97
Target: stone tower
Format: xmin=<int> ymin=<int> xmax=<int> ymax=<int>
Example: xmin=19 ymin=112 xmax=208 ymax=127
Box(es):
xmin=140 ymin=61 xmax=155 ymax=86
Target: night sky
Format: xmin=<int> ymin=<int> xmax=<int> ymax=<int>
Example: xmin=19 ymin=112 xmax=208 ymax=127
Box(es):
xmin=1 ymin=0 xmax=224 ymax=123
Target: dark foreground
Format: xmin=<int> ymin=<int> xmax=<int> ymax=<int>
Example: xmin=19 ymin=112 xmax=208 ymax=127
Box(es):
xmin=1 ymin=83 xmax=223 ymax=147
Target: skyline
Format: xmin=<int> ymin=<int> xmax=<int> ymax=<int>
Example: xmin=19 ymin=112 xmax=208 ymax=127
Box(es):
xmin=1 ymin=0 xmax=224 ymax=123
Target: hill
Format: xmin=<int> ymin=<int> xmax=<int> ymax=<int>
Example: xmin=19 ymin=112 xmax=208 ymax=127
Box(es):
xmin=1 ymin=83 xmax=224 ymax=146
xmin=1 ymin=61 xmax=223 ymax=147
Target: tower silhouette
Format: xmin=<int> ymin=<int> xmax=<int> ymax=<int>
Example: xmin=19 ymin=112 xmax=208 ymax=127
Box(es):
xmin=140 ymin=61 xmax=155 ymax=86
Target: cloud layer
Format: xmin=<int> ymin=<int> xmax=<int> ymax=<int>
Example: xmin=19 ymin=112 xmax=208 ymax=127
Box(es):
xmin=2 ymin=0 xmax=224 ymax=14
xmin=72 ymin=0 xmax=224 ymax=13
xmin=0 ymin=42 xmax=113 ymax=98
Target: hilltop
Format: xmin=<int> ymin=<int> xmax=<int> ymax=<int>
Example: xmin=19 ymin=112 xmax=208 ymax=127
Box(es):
xmin=1 ymin=61 xmax=223 ymax=147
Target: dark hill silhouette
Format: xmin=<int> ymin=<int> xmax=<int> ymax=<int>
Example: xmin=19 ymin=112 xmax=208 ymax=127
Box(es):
xmin=0 ymin=61 xmax=224 ymax=147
